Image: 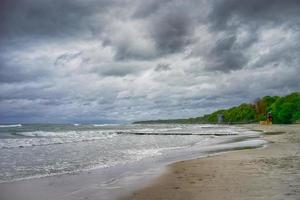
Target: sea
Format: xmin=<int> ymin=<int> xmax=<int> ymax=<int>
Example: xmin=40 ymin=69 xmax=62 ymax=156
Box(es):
xmin=0 ymin=123 xmax=266 ymax=183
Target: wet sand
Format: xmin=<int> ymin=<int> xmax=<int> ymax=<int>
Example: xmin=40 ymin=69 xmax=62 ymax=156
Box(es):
xmin=120 ymin=124 xmax=300 ymax=200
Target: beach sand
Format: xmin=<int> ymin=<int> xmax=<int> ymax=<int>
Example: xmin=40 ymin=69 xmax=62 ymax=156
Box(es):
xmin=120 ymin=124 xmax=300 ymax=200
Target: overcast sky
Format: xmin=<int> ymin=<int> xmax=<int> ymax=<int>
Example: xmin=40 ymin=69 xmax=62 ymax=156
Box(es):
xmin=0 ymin=0 xmax=300 ymax=123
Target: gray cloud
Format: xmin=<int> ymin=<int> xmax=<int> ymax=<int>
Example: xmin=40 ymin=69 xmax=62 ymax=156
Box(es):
xmin=194 ymin=0 xmax=300 ymax=72
xmin=0 ymin=0 xmax=114 ymax=41
xmin=55 ymin=52 xmax=82 ymax=67
xmin=0 ymin=53 xmax=53 ymax=83
xmin=209 ymin=0 xmax=300 ymax=30
xmin=204 ymin=35 xmax=247 ymax=72
xmin=0 ymin=0 xmax=300 ymax=123
xmin=0 ymin=63 xmax=50 ymax=83
xmin=133 ymin=0 xmax=172 ymax=18
xmin=148 ymin=5 xmax=195 ymax=54
xmin=155 ymin=63 xmax=171 ymax=72
xmin=93 ymin=63 xmax=145 ymax=77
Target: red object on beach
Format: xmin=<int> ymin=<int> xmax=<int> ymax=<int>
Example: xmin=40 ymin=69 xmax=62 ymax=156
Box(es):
xmin=267 ymin=112 xmax=273 ymax=122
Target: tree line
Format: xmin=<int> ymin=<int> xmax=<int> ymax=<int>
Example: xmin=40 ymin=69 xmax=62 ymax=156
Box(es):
xmin=134 ymin=92 xmax=300 ymax=124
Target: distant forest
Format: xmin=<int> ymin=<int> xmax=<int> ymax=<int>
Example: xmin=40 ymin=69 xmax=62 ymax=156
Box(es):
xmin=135 ymin=92 xmax=300 ymax=124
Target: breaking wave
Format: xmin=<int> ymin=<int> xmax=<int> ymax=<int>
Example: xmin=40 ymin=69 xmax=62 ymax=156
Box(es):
xmin=1 ymin=130 xmax=118 ymax=149
xmin=0 ymin=124 xmax=22 ymax=128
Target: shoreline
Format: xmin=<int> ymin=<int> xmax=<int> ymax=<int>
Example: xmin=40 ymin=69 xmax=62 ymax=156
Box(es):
xmin=120 ymin=124 xmax=300 ymax=200
xmin=1 ymin=124 xmax=298 ymax=200
xmin=0 ymin=125 xmax=267 ymax=200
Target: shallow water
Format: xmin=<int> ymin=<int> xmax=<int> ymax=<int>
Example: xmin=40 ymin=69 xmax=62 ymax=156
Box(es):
xmin=0 ymin=124 xmax=262 ymax=183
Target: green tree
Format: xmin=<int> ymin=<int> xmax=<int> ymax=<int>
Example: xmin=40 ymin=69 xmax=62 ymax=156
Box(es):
xmin=134 ymin=92 xmax=300 ymax=124
xmin=292 ymin=112 xmax=300 ymax=123
xmin=271 ymin=92 xmax=300 ymax=124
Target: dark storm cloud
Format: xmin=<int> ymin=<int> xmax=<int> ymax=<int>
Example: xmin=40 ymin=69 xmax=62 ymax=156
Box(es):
xmin=204 ymin=35 xmax=247 ymax=72
xmin=199 ymin=0 xmax=300 ymax=72
xmin=132 ymin=0 xmax=203 ymax=55
xmin=0 ymin=0 xmax=114 ymax=41
xmin=133 ymin=0 xmax=173 ymax=18
xmin=209 ymin=0 xmax=300 ymax=30
xmin=149 ymin=7 xmax=195 ymax=54
xmin=1 ymin=0 xmax=300 ymax=123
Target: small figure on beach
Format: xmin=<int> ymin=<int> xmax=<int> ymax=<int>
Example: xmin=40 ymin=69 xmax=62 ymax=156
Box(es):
xmin=260 ymin=112 xmax=273 ymax=125
xmin=267 ymin=112 xmax=273 ymax=123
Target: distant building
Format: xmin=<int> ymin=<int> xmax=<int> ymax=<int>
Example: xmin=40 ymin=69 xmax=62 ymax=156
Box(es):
xmin=217 ymin=114 xmax=224 ymax=123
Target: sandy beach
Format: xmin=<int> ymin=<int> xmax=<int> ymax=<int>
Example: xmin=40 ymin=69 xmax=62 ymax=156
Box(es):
xmin=2 ymin=1 xmax=300 ymax=199
xmin=0 ymin=124 xmax=299 ymax=200
xmin=120 ymin=124 xmax=300 ymax=200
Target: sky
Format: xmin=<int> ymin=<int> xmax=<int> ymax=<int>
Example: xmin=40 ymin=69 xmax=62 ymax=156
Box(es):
xmin=0 ymin=0 xmax=300 ymax=123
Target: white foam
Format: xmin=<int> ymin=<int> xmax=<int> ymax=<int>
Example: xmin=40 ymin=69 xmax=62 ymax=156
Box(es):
xmin=93 ymin=124 xmax=119 ymax=127
xmin=126 ymin=148 xmax=162 ymax=160
xmin=0 ymin=124 xmax=22 ymax=128
xmin=0 ymin=130 xmax=118 ymax=149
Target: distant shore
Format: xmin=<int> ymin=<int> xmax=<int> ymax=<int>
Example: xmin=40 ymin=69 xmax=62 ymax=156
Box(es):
xmin=120 ymin=124 xmax=300 ymax=200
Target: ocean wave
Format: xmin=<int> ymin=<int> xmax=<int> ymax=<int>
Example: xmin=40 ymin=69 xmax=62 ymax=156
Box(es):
xmin=116 ymin=131 xmax=237 ymax=136
xmin=124 ymin=148 xmax=162 ymax=162
xmin=14 ymin=130 xmax=116 ymax=137
xmin=0 ymin=164 xmax=110 ymax=184
xmin=0 ymin=124 xmax=22 ymax=128
xmin=93 ymin=124 xmax=119 ymax=127
xmin=0 ymin=131 xmax=118 ymax=149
